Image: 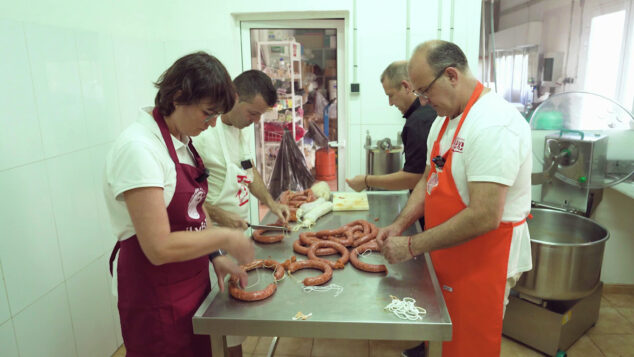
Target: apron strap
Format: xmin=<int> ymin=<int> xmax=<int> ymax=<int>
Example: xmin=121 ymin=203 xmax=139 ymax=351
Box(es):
xmin=109 ymin=241 xmax=121 ymax=276
xmin=511 ymin=213 xmax=532 ymax=227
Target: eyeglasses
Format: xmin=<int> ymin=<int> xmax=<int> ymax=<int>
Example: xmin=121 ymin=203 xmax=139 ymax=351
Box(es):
xmin=413 ymin=64 xmax=455 ymax=100
xmin=203 ymin=112 xmax=222 ymax=124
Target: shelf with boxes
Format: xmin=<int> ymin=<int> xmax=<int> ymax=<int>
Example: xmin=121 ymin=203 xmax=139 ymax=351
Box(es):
xmin=256 ymin=40 xmax=305 ymax=185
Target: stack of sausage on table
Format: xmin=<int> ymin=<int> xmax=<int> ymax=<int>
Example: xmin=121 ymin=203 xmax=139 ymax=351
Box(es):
xmin=278 ymin=189 xmax=316 ymax=222
xmin=229 ymin=190 xmax=385 ymax=302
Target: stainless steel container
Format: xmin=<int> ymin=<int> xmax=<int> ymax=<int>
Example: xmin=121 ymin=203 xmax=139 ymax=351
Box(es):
xmin=365 ymin=132 xmax=403 ymax=177
xmin=514 ymin=208 xmax=609 ymax=300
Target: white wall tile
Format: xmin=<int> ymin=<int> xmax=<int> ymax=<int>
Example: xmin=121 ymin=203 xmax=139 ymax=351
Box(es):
xmin=0 ymin=263 xmax=11 ymax=324
xmin=113 ymin=37 xmax=166 ymax=129
xmin=46 ymin=150 xmax=104 ymax=278
xmin=0 ymin=163 xmax=64 ymax=314
xmin=88 ymin=144 xmax=117 ymax=253
xmin=67 ymin=256 xmax=117 ymax=357
xmin=76 ymin=30 xmax=122 ymax=145
xmin=13 ymin=284 xmax=77 ymax=357
xmin=0 ymin=320 xmax=19 ymax=357
xmin=345 ymin=124 xmax=363 ymax=187
xmin=409 ymin=0 xmax=441 ymax=55
xmin=25 ymin=23 xmax=88 ymax=158
xmin=357 ymin=2 xmax=407 ymax=127
xmin=0 ymin=19 xmax=44 ymax=171
xmin=449 ymin=0 xmax=482 ymax=68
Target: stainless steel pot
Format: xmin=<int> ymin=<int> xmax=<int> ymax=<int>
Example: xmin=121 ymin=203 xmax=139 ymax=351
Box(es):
xmin=514 ymin=208 xmax=609 ymax=301
xmin=365 ymin=136 xmax=403 ymax=177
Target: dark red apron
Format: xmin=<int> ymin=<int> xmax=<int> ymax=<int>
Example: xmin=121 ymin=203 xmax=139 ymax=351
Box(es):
xmin=109 ymin=108 xmax=212 ymax=357
xmin=424 ymin=82 xmax=526 ymax=356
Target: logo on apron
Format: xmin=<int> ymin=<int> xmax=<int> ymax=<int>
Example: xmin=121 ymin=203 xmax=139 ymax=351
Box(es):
xmin=451 ymin=137 xmax=465 ymax=153
xmin=236 ymin=174 xmax=252 ymax=207
xmin=187 ymin=187 xmax=206 ymax=219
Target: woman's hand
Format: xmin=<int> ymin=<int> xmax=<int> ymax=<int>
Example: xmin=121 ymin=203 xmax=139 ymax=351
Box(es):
xmin=211 ymin=256 xmax=248 ymax=292
xmin=221 ymin=229 xmax=254 ymax=265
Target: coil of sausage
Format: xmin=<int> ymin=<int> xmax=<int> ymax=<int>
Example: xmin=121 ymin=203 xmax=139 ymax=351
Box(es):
xmin=285 ymin=258 xmax=333 ymax=286
xmin=315 ymin=227 xmax=355 ymax=247
xmin=229 ymin=259 xmax=285 ymax=302
xmin=307 ymin=240 xmax=349 ymax=269
xmin=350 ymin=240 xmax=387 ymax=273
xmin=252 ymin=223 xmax=287 ymax=243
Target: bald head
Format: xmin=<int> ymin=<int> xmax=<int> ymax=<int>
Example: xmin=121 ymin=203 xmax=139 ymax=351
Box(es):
xmin=408 ymin=40 xmax=479 ymax=118
xmin=409 ymin=40 xmax=470 ymax=76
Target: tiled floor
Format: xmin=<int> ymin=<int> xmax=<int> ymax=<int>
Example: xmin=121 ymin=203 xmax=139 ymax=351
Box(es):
xmin=111 ymin=290 xmax=634 ymax=357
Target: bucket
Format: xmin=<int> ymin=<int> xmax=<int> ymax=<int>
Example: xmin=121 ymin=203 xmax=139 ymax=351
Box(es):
xmin=315 ymin=148 xmax=336 ymax=180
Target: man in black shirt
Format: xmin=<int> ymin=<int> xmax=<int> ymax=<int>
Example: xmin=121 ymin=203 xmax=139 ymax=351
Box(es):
xmin=346 ymin=60 xmax=436 ymax=194
xmin=346 ymin=61 xmax=435 ymax=357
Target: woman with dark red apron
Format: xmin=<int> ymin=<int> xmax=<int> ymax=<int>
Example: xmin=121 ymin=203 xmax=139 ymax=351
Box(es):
xmin=104 ymin=52 xmax=254 ymax=356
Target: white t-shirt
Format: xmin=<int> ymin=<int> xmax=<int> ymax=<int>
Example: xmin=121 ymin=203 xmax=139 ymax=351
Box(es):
xmin=426 ymin=92 xmax=533 ymax=277
xmin=192 ymin=118 xmax=254 ymax=205
xmin=103 ymin=107 xmax=196 ymax=241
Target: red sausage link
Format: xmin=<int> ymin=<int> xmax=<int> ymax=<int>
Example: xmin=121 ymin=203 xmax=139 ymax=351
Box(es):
xmin=350 ymin=240 xmax=387 ymax=273
xmin=229 ymin=259 xmax=285 ymax=301
xmin=353 ymin=222 xmax=379 ymax=247
xmin=307 ymin=241 xmax=349 ymax=269
xmin=252 ymin=224 xmax=287 ymax=243
xmin=286 ymin=259 xmax=333 ymax=286
xmin=294 ymin=237 xmax=337 ymax=256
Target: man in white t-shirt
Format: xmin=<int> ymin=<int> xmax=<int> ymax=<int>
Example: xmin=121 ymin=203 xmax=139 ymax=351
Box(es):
xmin=377 ymin=40 xmax=532 ymax=357
xmin=193 ymin=70 xmax=289 ymax=357
xmin=194 ymin=70 xmax=290 ymax=229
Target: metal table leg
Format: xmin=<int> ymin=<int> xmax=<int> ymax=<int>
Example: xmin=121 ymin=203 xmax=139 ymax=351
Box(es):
xmin=266 ymin=336 xmax=279 ymax=357
xmin=210 ymin=335 xmax=228 ymax=357
xmin=427 ymin=341 xmax=442 ymax=357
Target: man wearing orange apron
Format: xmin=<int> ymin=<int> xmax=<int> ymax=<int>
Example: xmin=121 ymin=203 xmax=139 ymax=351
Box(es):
xmin=378 ymin=41 xmax=532 ymax=357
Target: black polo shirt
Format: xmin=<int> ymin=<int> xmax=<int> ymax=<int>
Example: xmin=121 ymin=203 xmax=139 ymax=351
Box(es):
xmin=400 ymin=99 xmax=437 ymax=232
xmin=401 ymin=99 xmax=437 ymax=174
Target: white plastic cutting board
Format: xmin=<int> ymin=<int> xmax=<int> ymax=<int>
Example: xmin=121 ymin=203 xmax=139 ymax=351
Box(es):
xmin=332 ymin=192 xmax=369 ymax=211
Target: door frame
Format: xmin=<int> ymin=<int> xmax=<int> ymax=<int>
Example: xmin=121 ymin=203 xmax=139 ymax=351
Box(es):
xmin=238 ymin=18 xmax=347 ymax=223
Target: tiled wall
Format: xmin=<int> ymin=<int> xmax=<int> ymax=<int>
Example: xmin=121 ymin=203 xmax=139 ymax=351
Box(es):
xmin=0 ymin=19 xmax=131 ymax=356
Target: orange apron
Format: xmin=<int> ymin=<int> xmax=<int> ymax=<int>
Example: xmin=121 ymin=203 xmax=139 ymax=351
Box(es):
xmin=424 ymin=82 xmax=526 ymax=356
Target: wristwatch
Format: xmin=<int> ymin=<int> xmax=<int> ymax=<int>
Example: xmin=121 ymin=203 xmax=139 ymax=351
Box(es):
xmin=208 ymin=249 xmax=225 ymax=262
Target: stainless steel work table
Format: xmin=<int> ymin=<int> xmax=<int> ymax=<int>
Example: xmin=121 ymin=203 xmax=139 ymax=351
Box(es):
xmin=193 ymin=191 xmax=452 ymax=357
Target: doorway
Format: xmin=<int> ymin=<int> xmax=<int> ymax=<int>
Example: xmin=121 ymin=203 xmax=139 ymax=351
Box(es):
xmin=239 ymin=20 xmax=346 ymax=222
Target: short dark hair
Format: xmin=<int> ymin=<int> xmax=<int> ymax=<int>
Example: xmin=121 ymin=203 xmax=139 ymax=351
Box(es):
xmin=233 ymin=70 xmax=277 ymax=106
xmin=418 ymin=40 xmax=469 ymax=74
xmin=154 ymin=52 xmax=235 ymax=117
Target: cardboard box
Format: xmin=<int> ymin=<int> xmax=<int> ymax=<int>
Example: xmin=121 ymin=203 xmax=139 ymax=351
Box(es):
xmin=295 ymin=33 xmax=324 ymax=49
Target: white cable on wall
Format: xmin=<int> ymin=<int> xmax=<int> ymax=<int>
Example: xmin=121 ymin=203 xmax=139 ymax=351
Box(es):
xmin=481 ymin=1 xmax=487 ymax=83
xmin=490 ymin=0 xmax=497 ymax=90
xmin=449 ymin=0 xmax=455 ymax=42
xmin=437 ymin=0 xmax=443 ymax=39
xmin=353 ymin=0 xmax=358 ymax=84
xmin=406 ymin=0 xmax=411 ymax=58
